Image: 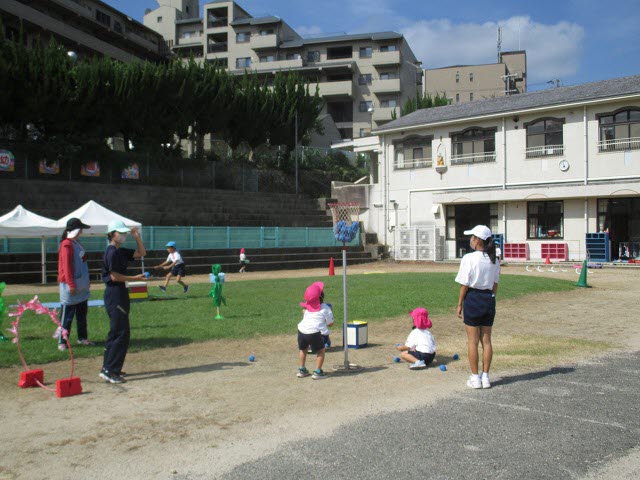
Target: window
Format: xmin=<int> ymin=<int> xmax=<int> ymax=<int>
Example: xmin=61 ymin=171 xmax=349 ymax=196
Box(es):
xmin=235 ymin=57 xmax=251 ymax=68
xmin=307 ymin=50 xmax=320 ymax=62
xmin=469 ymin=72 xmax=474 ymax=82
xmin=379 ymin=45 xmax=397 ymax=52
xmin=358 ymin=74 xmax=372 ymax=85
xmin=96 ymin=10 xmax=112 ymax=27
xmin=186 ymin=6 xmax=190 ymax=13
xmin=259 ymin=55 xmax=275 ymax=63
xmin=455 ymin=71 xmax=460 ymax=83
xmin=236 ymin=32 xmax=250 ymax=43
xmin=525 ymin=118 xmax=564 ymax=157
xmin=455 ymin=93 xmax=460 ymax=103
xmin=379 ymin=72 xmax=399 ymax=80
xmin=359 ymin=101 xmax=373 ymax=112
xmin=528 ymin=201 xmax=564 ymax=239
xmin=259 ymin=29 xmax=274 ymax=36
xmin=393 ymin=135 xmax=433 ymax=169
xmin=380 ymin=99 xmax=397 ymax=108
xmin=598 ymin=108 xmax=640 ymax=151
xmin=446 ymin=205 xmax=456 ymax=240
xmin=286 ymin=53 xmax=301 ymax=60
xmin=113 ymin=21 xmax=123 ymax=34
xmin=359 ymin=46 xmax=372 ymax=58
xmin=470 ymin=93 xmax=474 ymax=101
xmin=359 ymin=128 xmax=372 ymax=137
xmin=451 ymin=127 xmax=497 ymax=163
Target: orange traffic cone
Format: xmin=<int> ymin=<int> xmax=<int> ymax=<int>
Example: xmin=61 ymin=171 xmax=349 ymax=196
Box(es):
xmin=328 ymin=257 xmax=335 ymax=276
xmin=545 ymin=255 xmax=551 ymax=265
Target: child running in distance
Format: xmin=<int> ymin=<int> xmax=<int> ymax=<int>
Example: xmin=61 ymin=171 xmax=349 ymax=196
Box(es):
xmin=157 ymin=241 xmax=188 ymax=294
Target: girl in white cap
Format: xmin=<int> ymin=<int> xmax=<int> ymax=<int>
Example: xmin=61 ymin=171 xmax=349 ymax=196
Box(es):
xmin=455 ymin=225 xmax=500 ymax=389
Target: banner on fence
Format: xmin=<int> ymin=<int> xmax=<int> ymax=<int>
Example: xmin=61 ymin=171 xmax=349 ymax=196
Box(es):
xmin=0 ymin=150 xmax=15 ymax=172
xmin=81 ymin=161 xmax=100 ymax=177
xmin=39 ymin=159 xmax=60 ymax=175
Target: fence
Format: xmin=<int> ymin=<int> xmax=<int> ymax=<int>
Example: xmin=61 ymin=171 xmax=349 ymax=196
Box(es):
xmin=1 ymin=226 xmax=360 ymax=255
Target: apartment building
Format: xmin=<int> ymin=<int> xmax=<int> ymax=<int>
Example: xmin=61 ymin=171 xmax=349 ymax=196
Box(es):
xmin=333 ymin=74 xmax=640 ymax=262
xmin=424 ymin=51 xmax=526 ymax=104
xmin=1 ymin=0 xmax=168 ymax=62
xmin=143 ymin=0 xmax=423 ymax=142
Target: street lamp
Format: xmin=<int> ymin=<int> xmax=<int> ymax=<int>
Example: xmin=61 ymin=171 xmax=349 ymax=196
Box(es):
xmin=67 ymin=50 xmax=78 ymax=62
xmin=367 ymin=106 xmax=374 ymax=135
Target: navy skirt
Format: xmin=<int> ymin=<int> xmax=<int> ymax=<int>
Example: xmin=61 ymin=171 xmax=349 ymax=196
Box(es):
xmin=463 ymin=288 xmax=496 ymax=327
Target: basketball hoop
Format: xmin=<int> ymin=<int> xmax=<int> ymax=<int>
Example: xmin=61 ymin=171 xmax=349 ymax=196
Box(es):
xmin=327 ymin=203 xmax=363 ymax=372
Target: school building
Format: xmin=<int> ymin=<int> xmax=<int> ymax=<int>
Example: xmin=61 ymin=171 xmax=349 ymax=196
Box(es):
xmin=332 ymin=74 xmax=640 ymax=262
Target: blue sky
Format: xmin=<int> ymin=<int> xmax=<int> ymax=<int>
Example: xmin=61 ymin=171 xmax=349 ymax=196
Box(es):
xmin=110 ymin=0 xmax=640 ymax=90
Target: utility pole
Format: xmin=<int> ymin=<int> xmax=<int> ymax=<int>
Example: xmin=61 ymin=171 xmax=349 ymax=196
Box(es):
xmin=294 ymin=110 xmax=299 ymax=195
xmin=497 ymin=27 xmax=502 ymax=63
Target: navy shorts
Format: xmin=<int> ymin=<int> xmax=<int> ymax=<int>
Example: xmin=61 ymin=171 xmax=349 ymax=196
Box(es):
xmin=408 ymin=350 xmax=436 ymax=365
xmin=170 ymin=264 xmax=186 ymax=277
xmin=298 ymin=330 xmax=325 ymax=352
xmin=463 ymin=288 xmax=496 ymax=327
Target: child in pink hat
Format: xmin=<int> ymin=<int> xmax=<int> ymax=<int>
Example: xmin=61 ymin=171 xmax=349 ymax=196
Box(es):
xmin=239 ymin=248 xmax=248 ymax=273
xmin=395 ymin=308 xmax=436 ymax=369
xmin=296 ymin=281 xmax=334 ymax=379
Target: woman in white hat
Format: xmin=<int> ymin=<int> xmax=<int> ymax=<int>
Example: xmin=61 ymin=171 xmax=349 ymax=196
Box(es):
xmin=454 ymin=225 xmax=500 ymax=389
xmin=99 ymin=220 xmax=146 ymax=384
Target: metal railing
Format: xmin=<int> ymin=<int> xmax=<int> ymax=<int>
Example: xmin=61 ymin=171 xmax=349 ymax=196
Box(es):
xmin=451 ymin=151 xmax=496 ymax=165
xmin=394 ymin=157 xmax=433 ymax=169
xmin=597 ymin=137 xmax=640 ymax=152
xmin=207 ymin=43 xmax=228 ymax=53
xmin=525 ymin=144 xmax=565 ymax=158
xmin=207 ymin=18 xmax=228 ymax=28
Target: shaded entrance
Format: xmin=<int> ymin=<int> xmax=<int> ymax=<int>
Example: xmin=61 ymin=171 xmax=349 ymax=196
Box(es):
xmin=598 ymin=197 xmax=640 ymax=260
xmin=450 ymin=204 xmax=492 ymax=257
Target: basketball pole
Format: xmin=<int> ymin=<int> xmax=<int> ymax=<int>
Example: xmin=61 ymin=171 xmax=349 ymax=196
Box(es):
xmin=342 ymin=242 xmax=349 ymax=369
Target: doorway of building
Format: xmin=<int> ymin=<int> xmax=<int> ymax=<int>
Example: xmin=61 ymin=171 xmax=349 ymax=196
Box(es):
xmin=598 ymin=197 xmax=640 ymax=260
xmin=450 ymin=204 xmax=491 ymax=257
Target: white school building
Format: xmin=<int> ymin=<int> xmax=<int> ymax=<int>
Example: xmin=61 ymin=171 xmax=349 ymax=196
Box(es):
xmin=333 ymin=74 xmax=640 ymax=262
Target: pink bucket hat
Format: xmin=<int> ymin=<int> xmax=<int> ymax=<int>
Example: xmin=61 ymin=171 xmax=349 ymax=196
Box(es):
xmin=410 ymin=307 xmax=432 ymax=329
xmin=300 ymin=281 xmax=324 ymax=312
xmin=240 ymin=248 xmax=245 ymax=253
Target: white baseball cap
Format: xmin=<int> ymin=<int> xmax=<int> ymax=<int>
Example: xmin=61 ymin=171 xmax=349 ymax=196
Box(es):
xmin=106 ymin=220 xmax=131 ymax=234
xmin=463 ymin=225 xmax=492 ymax=241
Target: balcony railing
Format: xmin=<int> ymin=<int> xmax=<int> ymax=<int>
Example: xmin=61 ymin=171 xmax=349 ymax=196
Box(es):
xmin=451 ymin=151 xmax=497 ymax=165
xmin=207 ymin=18 xmax=228 ymax=28
xmin=525 ymin=144 xmax=565 ymax=158
xmin=597 ymin=137 xmax=640 ymax=152
xmin=394 ymin=157 xmax=433 ymax=169
xmin=207 ymin=43 xmax=228 ymax=53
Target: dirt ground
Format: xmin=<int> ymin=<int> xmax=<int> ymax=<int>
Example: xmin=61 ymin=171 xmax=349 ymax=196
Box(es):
xmin=1 ymin=262 xmax=639 ymax=480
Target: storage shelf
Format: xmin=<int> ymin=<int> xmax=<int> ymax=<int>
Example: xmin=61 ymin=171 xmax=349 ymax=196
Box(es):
xmin=503 ymin=242 xmax=529 ymax=261
xmin=586 ymin=233 xmax=610 ymax=262
xmin=541 ymin=243 xmax=568 ymax=261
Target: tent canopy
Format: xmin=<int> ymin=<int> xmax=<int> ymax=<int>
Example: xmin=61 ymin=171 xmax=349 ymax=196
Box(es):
xmin=54 ymin=200 xmax=142 ymax=236
xmin=0 ymin=205 xmax=59 ymax=238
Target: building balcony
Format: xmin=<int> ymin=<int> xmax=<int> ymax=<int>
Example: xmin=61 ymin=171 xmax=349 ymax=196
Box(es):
xmin=251 ymin=34 xmax=278 ymax=50
xmin=597 ymin=137 xmax=640 ymax=152
xmin=253 ymin=57 xmax=304 ymax=71
xmin=207 ymin=18 xmax=228 ymax=29
xmin=451 ymin=151 xmax=497 ymax=165
xmin=177 ymin=36 xmax=203 ymax=46
xmin=207 ymin=43 xmax=228 ymax=54
xmin=309 ymin=80 xmax=354 ymax=98
xmin=372 ymin=78 xmax=401 ymax=94
xmin=372 ymin=107 xmax=397 ymax=122
xmin=394 ymin=157 xmax=432 ymax=169
xmin=525 ymin=144 xmax=565 ymax=158
xmin=372 ymin=50 xmax=401 ymax=66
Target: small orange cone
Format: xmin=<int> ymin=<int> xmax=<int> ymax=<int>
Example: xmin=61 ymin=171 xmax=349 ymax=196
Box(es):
xmin=545 ymin=255 xmax=551 ymax=265
xmin=328 ymin=257 xmax=335 ymax=276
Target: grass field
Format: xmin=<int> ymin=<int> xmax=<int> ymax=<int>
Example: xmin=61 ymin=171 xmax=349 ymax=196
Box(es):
xmin=0 ymin=272 xmax=576 ymax=368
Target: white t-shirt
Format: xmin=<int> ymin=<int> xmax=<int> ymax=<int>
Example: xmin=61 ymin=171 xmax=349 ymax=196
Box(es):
xmin=167 ymin=251 xmax=184 ymax=265
xmin=455 ymin=250 xmax=500 ymax=290
xmin=240 ymin=253 xmax=246 ymax=261
xmin=405 ymin=328 xmax=436 ymax=354
xmin=298 ymin=303 xmax=334 ymax=335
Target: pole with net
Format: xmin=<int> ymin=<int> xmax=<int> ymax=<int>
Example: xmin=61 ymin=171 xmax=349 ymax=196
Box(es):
xmin=328 ymin=203 xmax=361 ymax=371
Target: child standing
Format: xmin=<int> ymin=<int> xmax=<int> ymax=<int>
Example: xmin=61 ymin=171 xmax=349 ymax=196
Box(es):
xmin=157 ymin=241 xmax=188 ymax=293
xmin=396 ymin=308 xmax=436 ymax=369
xmin=297 ymin=281 xmax=333 ymax=379
xmin=239 ymin=248 xmax=248 ymax=273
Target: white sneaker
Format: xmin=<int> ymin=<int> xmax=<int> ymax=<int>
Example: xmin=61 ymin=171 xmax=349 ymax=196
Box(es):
xmin=409 ymin=360 xmax=427 ymax=370
xmin=467 ymin=375 xmax=482 ymax=389
xmin=481 ymin=374 xmax=491 ymax=389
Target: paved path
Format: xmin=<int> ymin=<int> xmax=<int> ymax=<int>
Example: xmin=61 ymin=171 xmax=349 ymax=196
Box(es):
xmin=222 ymin=352 xmax=640 ymax=480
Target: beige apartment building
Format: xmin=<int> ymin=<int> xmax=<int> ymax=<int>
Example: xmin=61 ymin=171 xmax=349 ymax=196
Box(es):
xmin=144 ymin=0 xmax=423 ymax=142
xmin=1 ymin=0 xmax=168 ymax=62
xmin=424 ymin=51 xmax=526 ymax=104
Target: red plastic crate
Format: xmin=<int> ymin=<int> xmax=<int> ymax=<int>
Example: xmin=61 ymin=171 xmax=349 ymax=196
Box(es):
xmin=503 ymin=243 xmax=529 ymax=261
xmin=541 ymin=243 xmax=568 ymax=261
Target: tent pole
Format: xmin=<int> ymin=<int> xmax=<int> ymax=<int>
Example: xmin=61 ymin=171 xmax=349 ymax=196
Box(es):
xmin=41 ymin=237 xmax=46 ymax=285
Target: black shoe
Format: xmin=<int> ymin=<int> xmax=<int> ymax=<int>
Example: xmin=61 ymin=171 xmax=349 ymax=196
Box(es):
xmin=99 ymin=369 xmax=126 ymax=384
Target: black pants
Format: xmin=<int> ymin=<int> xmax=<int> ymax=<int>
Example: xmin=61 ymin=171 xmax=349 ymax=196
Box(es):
xmin=59 ymin=300 xmax=88 ymax=345
xmin=103 ymin=285 xmax=130 ymax=375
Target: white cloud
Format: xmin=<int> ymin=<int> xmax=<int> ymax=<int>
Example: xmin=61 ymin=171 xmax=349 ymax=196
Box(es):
xmin=296 ymin=25 xmax=324 ymax=37
xmin=401 ymin=16 xmax=585 ymax=85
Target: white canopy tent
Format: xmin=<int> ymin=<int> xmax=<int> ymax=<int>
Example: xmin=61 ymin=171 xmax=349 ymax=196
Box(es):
xmin=0 ymin=205 xmax=60 ymax=284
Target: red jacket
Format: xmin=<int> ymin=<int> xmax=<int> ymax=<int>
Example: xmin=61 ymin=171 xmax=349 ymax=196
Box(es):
xmin=57 ymin=238 xmax=76 ymax=289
